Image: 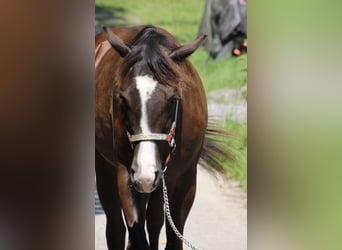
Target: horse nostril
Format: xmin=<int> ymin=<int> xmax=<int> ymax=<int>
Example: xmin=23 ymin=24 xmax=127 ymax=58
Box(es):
xmin=130 ymin=169 xmax=135 ymax=179
xmin=153 ymin=171 xmax=160 ymax=186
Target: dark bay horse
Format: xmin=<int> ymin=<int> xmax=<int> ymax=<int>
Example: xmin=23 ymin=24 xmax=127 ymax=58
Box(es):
xmin=95 ymin=25 xmax=230 ymax=250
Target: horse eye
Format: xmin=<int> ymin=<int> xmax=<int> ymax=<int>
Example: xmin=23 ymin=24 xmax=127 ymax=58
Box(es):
xmin=118 ymin=92 xmax=124 ymax=100
xmin=166 ymin=95 xmax=179 ymax=111
xmin=119 ymin=93 xmax=130 ymax=110
xmin=125 ymin=119 xmax=133 ymax=134
xmin=169 ymin=94 xmax=180 ymax=104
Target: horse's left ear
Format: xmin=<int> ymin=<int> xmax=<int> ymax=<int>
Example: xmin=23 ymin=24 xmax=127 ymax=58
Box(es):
xmin=169 ymin=34 xmax=207 ymax=61
xmin=102 ymin=26 xmax=131 ymax=57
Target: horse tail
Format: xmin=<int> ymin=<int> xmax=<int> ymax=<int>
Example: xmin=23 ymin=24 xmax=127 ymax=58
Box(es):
xmin=200 ymin=119 xmax=235 ymax=173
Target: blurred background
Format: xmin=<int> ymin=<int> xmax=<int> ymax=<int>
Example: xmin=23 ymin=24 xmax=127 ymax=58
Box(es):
xmin=1 ymin=0 xmax=342 ymax=249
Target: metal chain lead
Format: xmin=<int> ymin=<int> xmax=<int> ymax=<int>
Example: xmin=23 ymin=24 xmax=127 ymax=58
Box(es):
xmin=161 ymin=172 xmax=200 ymax=250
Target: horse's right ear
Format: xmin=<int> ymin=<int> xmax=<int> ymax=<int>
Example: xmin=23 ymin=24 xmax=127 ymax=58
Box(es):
xmin=102 ymin=26 xmax=131 ymax=57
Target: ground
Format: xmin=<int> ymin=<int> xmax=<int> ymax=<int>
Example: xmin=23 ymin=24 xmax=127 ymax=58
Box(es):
xmin=95 ymin=166 xmax=247 ymax=250
xmin=208 ymin=86 xmax=247 ymax=124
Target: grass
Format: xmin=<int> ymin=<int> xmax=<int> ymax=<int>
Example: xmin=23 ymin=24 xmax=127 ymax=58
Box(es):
xmin=224 ymin=119 xmax=247 ymax=189
xmin=95 ymin=0 xmax=247 ymax=189
xmin=190 ymin=51 xmax=247 ymax=92
xmin=96 ymin=0 xmax=206 ymax=43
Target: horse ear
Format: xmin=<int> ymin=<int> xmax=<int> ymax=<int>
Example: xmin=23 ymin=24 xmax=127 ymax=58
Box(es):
xmin=102 ymin=26 xmax=131 ymax=57
xmin=169 ymin=34 xmax=207 ymax=61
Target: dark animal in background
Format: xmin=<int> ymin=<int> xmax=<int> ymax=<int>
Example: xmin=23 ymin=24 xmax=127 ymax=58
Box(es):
xmin=95 ymin=25 xmax=231 ymax=250
xmin=199 ymin=0 xmax=247 ymax=60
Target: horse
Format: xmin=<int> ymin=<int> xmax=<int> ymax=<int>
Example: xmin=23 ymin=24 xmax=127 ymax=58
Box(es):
xmin=95 ymin=25 xmax=231 ymax=250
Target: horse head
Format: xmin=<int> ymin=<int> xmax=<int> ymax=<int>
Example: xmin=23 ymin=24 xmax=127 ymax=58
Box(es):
xmin=103 ymin=26 xmax=206 ymax=193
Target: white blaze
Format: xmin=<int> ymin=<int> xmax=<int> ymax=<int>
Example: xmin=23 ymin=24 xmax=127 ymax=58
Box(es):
xmin=136 ymin=75 xmax=157 ymax=133
xmin=135 ymin=75 xmax=158 ymax=190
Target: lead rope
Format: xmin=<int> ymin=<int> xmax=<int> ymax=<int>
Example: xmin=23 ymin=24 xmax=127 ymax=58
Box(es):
xmin=161 ymin=169 xmax=200 ymax=250
xmin=161 ymin=93 xmax=200 ymax=250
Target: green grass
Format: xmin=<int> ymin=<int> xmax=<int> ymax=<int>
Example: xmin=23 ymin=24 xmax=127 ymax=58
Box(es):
xmin=189 ymin=51 xmax=247 ymax=92
xmin=96 ymin=0 xmax=206 ymax=43
xmin=95 ymin=0 xmax=247 ymax=189
xmin=224 ymin=119 xmax=247 ymax=189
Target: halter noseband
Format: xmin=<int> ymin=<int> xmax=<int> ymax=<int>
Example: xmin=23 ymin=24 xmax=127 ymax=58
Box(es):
xmin=127 ymin=121 xmax=176 ymax=148
xmin=126 ymin=97 xmax=180 ymax=167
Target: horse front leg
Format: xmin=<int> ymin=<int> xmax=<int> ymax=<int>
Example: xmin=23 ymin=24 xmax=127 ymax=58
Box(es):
xmin=95 ymin=153 xmax=126 ymax=250
xmin=146 ymin=187 xmax=164 ymax=250
xmin=165 ymin=170 xmax=197 ymax=250
xmin=117 ymin=163 xmax=150 ymax=250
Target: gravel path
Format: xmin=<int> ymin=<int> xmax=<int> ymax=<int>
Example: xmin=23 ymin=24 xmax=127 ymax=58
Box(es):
xmin=207 ymin=86 xmax=247 ymax=124
xmin=95 ymin=166 xmax=247 ymax=250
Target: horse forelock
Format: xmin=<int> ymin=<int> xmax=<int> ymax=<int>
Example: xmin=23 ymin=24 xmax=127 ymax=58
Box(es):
xmin=119 ymin=26 xmax=189 ymax=90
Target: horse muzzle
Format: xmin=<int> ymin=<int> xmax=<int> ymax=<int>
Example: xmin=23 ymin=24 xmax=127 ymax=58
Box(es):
xmin=130 ymin=141 xmax=162 ymax=193
xmin=130 ymin=168 xmax=161 ymax=193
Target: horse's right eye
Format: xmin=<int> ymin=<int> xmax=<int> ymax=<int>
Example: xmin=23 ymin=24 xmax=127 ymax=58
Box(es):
xmin=119 ymin=94 xmax=130 ymax=110
xmin=125 ymin=119 xmax=133 ymax=134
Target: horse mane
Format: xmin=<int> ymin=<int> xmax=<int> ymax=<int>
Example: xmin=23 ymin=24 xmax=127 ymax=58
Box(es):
xmin=121 ymin=25 xmax=185 ymax=89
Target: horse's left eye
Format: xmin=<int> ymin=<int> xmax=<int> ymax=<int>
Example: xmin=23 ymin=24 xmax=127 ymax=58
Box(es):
xmin=169 ymin=95 xmax=180 ymax=103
